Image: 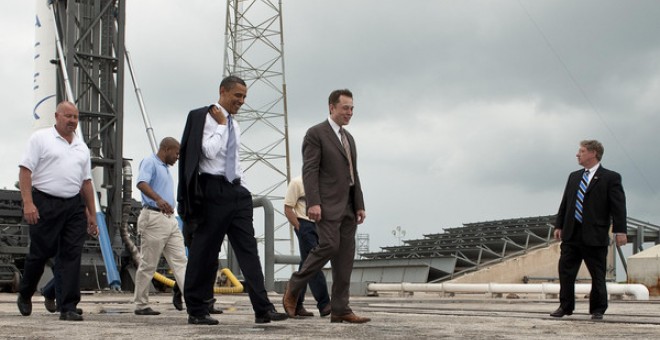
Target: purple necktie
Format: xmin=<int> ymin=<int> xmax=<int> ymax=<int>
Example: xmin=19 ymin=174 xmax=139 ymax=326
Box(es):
xmin=225 ymin=114 xmax=238 ymax=181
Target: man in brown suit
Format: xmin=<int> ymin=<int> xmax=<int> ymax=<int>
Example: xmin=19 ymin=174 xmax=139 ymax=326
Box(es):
xmin=283 ymin=89 xmax=369 ymax=323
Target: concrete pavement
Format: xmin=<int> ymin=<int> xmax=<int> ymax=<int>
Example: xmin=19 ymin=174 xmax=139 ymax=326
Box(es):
xmin=1 ymin=291 xmax=659 ymax=339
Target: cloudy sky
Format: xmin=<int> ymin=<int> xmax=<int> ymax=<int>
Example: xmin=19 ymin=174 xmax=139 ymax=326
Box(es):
xmin=1 ymin=1 xmax=659 ymax=262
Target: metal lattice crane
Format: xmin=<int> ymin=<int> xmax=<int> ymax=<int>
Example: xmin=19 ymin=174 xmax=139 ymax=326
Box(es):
xmin=224 ymin=0 xmax=293 ymax=269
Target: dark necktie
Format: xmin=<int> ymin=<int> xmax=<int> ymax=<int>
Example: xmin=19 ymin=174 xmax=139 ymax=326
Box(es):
xmin=225 ymin=114 xmax=238 ymax=181
xmin=339 ymin=127 xmax=355 ymax=186
xmin=575 ymin=169 xmax=589 ymax=223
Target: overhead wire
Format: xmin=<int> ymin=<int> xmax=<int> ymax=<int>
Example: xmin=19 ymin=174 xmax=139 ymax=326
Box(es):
xmin=517 ymin=0 xmax=657 ymax=200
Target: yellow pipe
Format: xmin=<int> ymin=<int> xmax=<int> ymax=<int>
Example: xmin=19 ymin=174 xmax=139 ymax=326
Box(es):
xmin=152 ymin=268 xmax=244 ymax=294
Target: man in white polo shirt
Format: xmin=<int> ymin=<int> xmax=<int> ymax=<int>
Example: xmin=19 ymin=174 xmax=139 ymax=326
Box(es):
xmin=17 ymin=101 xmax=99 ymax=321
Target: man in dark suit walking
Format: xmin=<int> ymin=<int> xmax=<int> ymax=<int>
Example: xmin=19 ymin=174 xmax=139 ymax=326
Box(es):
xmin=550 ymin=140 xmax=627 ymax=320
xmin=283 ymin=89 xmax=370 ymax=324
xmin=177 ymin=75 xmax=287 ymax=325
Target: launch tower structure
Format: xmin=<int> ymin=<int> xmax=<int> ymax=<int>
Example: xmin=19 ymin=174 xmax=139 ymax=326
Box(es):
xmin=51 ymin=0 xmax=127 ymax=242
xmin=224 ymin=0 xmax=294 ymax=265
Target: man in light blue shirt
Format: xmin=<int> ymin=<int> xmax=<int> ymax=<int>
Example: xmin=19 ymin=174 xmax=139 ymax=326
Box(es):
xmin=133 ymin=137 xmax=188 ymax=316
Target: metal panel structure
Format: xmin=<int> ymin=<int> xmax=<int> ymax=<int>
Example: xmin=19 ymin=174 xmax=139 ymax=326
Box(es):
xmin=50 ymin=0 xmax=126 ymax=289
xmin=224 ymin=0 xmax=292 ymax=267
xmin=357 ymin=215 xmax=660 ymax=284
xmin=357 ymin=233 xmax=370 ymax=256
xmin=53 ymin=0 xmax=126 ymax=243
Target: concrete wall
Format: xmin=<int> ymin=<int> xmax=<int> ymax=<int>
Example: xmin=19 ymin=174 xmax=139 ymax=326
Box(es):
xmin=627 ymin=244 xmax=660 ymax=296
xmin=447 ymin=243 xmax=591 ymax=284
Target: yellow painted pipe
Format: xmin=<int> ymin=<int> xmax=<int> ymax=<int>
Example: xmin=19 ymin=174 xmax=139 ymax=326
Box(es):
xmin=152 ymin=268 xmax=244 ymax=294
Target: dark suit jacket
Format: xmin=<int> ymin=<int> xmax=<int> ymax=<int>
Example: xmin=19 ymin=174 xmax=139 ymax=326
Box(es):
xmin=302 ymin=120 xmax=365 ymax=220
xmin=555 ymin=165 xmax=627 ymax=247
xmin=177 ymin=106 xmax=210 ymax=224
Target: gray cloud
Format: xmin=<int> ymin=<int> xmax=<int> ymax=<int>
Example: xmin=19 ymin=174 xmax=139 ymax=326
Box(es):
xmin=1 ymin=0 xmax=659 ymax=255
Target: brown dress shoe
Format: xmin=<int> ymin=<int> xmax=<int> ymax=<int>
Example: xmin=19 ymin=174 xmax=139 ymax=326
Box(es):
xmin=330 ymin=313 xmax=371 ymax=324
xmin=295 ymin=306 xmax=314 ymax=317
xmin=282 ymin=283 xmax=298 ymax=317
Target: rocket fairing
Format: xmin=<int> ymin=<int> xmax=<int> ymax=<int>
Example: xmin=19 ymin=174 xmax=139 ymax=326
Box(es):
xmin=33 ymin=0 xmax=57 ymax=129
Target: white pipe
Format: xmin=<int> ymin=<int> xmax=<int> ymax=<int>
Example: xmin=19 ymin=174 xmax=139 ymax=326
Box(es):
xmin=367 ymin=282 xmax=650 ymax=300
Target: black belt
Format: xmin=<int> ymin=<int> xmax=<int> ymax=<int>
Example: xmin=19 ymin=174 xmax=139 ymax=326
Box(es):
xmin=200 ymin=173 xmax=241 ymax=185
xmin=33 ymin=188 xmax=79 ymax=201
xmin=143 ymin=205 xmax=160 ymax=212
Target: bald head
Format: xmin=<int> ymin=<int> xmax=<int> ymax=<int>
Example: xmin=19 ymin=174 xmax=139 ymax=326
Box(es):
xmin=54 ymin=101 xmax=79 ymax=139
xmin=159 ymin=137 xmax=179 ymax=151
xmin=56 ymin=101 xmax=78 ymax=113
xmin=158 ymin=137 xmax=180 ymax=166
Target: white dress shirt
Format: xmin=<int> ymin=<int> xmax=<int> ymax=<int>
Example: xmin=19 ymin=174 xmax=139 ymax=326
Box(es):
xmin=584 ymin=163 xmax=600 ymax=186
xmin=327 ymin=117 xmax=343 ymax=142
xmin=198 ymin=103 xmax=245 ymax=186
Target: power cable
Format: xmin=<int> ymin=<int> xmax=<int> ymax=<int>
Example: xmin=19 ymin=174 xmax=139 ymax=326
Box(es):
xmin=517 ymin=0 xmax=657 ymax=199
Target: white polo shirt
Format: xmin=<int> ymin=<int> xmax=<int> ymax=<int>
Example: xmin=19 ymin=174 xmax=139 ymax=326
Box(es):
xmin=19 ymin=126 xmax=92 ymax=198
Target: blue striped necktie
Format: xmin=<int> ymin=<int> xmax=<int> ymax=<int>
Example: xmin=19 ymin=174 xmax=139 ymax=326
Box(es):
xmin=575 ymin=169 xmax=589 ymax=223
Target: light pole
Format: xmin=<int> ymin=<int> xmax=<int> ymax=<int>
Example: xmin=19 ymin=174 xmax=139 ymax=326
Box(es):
xmin=392 ymin=225 xmax=406 ymax=246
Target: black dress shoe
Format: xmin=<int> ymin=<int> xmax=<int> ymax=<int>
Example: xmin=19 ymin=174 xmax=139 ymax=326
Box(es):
xmin=172 ymin=287 xmax=183 ymax=311
xmin=319 ymin=304 xmax=331 ymax=317
xmin=60 ymin=311 xmax=83 ymax=321
xmin=255 ymin=309 xmax=288 ymax=324
xmin=188 ymin=314 xmax=219 ymax=325
xmin=54 ymin=306 xmax=83 ymax=315
xmin=135 ymin=307 xmax=161 ymax=315
xmin=209 ymin=305 xmax=224 ymax=314
xmin=550 ymin=307 xmax=573 ymax=318
xmin=591 ymin=313 xmax=604 ymax=320
xmin=44 ymin=297 xmax=57 ymax=313
xmin=206 ymin=298 xmax=223 ymax=314
xmin=17 ymin=294 xmax=32 ymax=316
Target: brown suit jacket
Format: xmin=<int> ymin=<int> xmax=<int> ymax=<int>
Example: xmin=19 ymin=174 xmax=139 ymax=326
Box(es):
xmin=302 ymin=120 xmax=364 ymax=220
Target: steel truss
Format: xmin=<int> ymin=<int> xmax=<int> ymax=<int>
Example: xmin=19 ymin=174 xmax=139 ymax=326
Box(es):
xmin=53 ymin=0 xmax=126 ymax=243
xmin=224 ymin=0 xmax=292 ymax=263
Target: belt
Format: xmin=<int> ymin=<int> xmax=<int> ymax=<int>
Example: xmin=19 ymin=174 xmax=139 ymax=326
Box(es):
xmin=33 ymin=188 xmax=78 ymax=201
xmin=200 ymin=173 xmax=241 ymax=185
xmin=143 ymin=205 xmax=160 ymax=212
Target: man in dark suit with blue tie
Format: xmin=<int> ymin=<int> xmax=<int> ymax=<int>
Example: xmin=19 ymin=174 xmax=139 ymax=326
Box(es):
xmin=177 ymin=76 xmax=287 ymax=325
xmin=282 ymin=89 xmax=370 ymax=324
xmin=551 ymin=140 xmax=627 ymax=320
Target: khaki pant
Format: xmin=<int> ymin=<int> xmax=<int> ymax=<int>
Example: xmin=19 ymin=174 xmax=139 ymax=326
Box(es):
xmin=133 ymin=209 xmax=187 ymax=310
